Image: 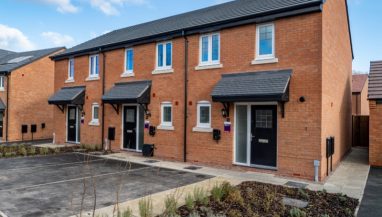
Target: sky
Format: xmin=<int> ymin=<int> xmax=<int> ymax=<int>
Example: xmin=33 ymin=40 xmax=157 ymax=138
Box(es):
xmin=0 ymin=0 xmax=380 ymax=73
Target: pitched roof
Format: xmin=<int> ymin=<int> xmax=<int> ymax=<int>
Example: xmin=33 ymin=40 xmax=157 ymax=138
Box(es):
xmin=0 ymin=49 xmax=15 ymax=58
xmin=352 ymin=74 xmax=368 ymax=93
xmin=102 ymin=80 xmax=152 ymax=104
xmin=0 ymin=47 xmax=64 ymax=73
xmin=368 ymin=61 xmax=382 ymax=100
xmin=211 ymin=69 xmax=292 ymax=102
xmin=48 ymin=86 xmax=86 ymax=105
xmin=53 ymin=0 xmax=324 ymax=59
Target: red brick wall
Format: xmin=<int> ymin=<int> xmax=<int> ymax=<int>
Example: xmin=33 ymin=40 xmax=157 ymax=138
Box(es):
xmin=52 ymin=1 xmax=352 ymax=181
xmin=321 ymin=0 xmax=353 ymax=179
xmin=369 ymin=100 xmax=382 ymax=166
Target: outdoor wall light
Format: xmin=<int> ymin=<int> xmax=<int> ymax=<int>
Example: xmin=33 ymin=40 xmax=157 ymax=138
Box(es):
xmin=221 ymin=108 xmax=228 ymax=118
xmin=145 ymin=110 xmax=151 ymax=119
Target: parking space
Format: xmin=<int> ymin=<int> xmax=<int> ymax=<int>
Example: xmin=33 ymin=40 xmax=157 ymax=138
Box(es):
xmin=358 ymin=167 xmax=382 ymax=217
xmin=0 ymin=153 xmax=212 ymax=217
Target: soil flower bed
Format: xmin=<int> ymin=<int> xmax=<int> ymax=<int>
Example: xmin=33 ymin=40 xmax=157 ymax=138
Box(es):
xmin=0 ymin=144 xmax=76 ymax=158
xmin=171 ymin=181 xmax=358 ymax=217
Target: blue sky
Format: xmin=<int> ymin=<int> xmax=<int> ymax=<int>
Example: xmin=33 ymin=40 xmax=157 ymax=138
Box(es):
xmin=0 ymin=0 xmax=380 ymax=72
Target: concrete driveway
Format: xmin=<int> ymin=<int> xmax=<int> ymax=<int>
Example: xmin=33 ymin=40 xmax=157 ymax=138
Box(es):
xmin=0 ymin=153 xmax=212 ymax=217
xmin=358 ymin=167 xmax=382 ymax=217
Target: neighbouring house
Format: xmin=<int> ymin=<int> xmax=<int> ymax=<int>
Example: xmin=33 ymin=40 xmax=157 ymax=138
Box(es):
xmin=0 ymin=47 xmax=65 ymax=142
xmin=368 ymin=61 xmax=382 ymax=166
xmin=352 ymin=74 xmax=369 ymax=115
xmin=49 ymin=0 xmax=353 ymax=181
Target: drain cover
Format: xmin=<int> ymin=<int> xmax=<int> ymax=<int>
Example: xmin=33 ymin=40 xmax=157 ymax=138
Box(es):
xmin=143 ymin=160 xmax=159 ymax=164
xmin=184 ymin=166 xmax=202 ymax=170
xmin=285 ymin=181 xmax=308 ymax=189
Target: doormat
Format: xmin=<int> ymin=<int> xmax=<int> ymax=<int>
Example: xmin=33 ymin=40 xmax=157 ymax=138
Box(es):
xmin=143 ymin=160 xmax=159 ymax=164
xmin=184 ymin=166 xmax=202 ymax=170
xmin=285 ymin=181 xmax=308 ymax=189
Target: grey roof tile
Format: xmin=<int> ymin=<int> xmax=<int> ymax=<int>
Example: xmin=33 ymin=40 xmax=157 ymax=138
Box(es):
xmin=211 ymin=69 xmax=292 ymax=102
xmin=0 ymin=47 xmax=64 ymax=73
xmin=368 ymin=61 xmax=382 ymax=100
xmin=102 ymin=80 xmax=152 ymax=104
xmin=54 ymin=0 xmax=323 ymax=58
xmin=48 ymin=86 xmax=86 ymax=105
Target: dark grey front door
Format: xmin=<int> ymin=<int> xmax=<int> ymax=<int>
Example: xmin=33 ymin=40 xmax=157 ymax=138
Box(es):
xmin=123 ymin=106 xmax=137 ymax=150
xmin=67 ymin=106 xmax=77 ymax=142
xmin=251 ymin=105 xmax=277 ymax=167
xmin=0 ymin=112 xmax=3 ymax=138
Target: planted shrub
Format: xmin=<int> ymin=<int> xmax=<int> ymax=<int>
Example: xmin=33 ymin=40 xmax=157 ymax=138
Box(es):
xmin=211 ymin=182 xmax=234 ymax=202
xmin=28 ymin=146 xmax=36 ymax=155
xmin=193 ymin=187 xmax=209 ymax=206
xmin=289 ymin=207 xmax=307 ymax=217
xmin=39 ymin=147 xmax=49 ymax=155
xmin=139 ymin=197 xmax=153 ymax=217
xmin=163 ymin=194 xmax=179 ymax=217
xmin=117 ymin=208 xmax=133 ymax=217
xmin=184 ymin=193 xmax=194 ymax=211
xmin=19 ymin=147 xmax=27 ymax=157
xmin=298 ymin=188 xmax=310 ymax=200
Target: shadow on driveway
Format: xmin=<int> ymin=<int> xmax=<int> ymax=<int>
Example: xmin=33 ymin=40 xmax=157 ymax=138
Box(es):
xmin=358 ymin=167 xmax=382 ymax=217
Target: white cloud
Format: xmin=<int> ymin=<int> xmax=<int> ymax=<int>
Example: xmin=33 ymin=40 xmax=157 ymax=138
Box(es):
xmin=35 ymin=0 xmax=79 ymax=13
xmin=0 ymin=24 xmax=36 ymax=51
xmin=90 ymin=0 xmax=149 ymax=16
xmin=41 ymin=31 xmax=75 ymax=47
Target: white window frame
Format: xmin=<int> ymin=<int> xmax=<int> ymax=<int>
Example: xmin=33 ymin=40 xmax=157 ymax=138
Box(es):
xmin=68 ymin=58 xmax=74 ymax=81
xmin=89 ymin=54 xmax=99 ymax=78
xmin=199 ymin=33 xmax=220 ymax=66
xmin=0 ymin=76 xmax=4 ymax=91
xmin=256 ymin=23 xmax=275 ymax=60
xmin=160 ymin=102 xmax=173 ymax=127
xmin=196 ymin=101 xmax=211 ymax=128
xmin=156 ymin=41 xmax=172 ymax=70
xmin=124 ymin=48 xmax=134 ymax=75
xmin=89 ymin=103 xmax=100 ymax=125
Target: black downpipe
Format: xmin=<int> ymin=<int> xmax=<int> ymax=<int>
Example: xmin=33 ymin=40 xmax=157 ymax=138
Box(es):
xmin=101 ymin=51 xmax=106 ymax=150
xmin=5 ymin=73 xmax=9 ymax=142
xmin=183 ymin=31 xmax=189 ymax=162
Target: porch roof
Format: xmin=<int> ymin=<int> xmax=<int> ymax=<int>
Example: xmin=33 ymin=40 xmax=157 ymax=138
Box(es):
xmin=211 ymin=69 xmax=292 ymax=103
xmin=48 ymin=86 xmax=85 ymax=105
xmin=102 ymin=80 xmax=151 ymax=104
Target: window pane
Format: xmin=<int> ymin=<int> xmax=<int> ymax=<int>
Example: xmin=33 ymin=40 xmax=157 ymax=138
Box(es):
xmin=95 ymin=56 xmax=99 ymax=75
xmin=158 ymin=44 xmax=163 ymax=67
xmin=163 ymin=106 xmax=172 ymax=123
xmin=255 ymin=110 xmax=272 ymax=128
xmin=166 ymin=43 xmax=172 ymax=66
xmin=126 ymin=109 xmax=135 ymax=123
xmin=259 ymin=26 xmax=273 ymax=55
xmin=199 ymin=106 xmax=210 ymax=124
xmin=126 ymin=49 xmax=133 ymax=71
xmin=202 ymin=36 xmax=209 ymax=62
xmin=212 ymin=34 xmax=219 ymax=61
xmin=235 ymin=105 xmax=247 ymax=164
xmin=93 ymin=106 xmax=99 ymax=120
xmin=90 ymin=57 xmax=94 ymax=75
xmin=69 ymin=59 xmax=74 ymax=78
xmin=0 ymin=76 xmax=4 ymax=88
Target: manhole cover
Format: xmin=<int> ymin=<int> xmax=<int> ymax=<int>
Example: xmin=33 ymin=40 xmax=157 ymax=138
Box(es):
xmin=144 ymin=160 xmax=159 ymax=164
xmin=184 ymin=166 xmax=202 ymax=170
xmin=285 ymin=181 xmax=308 ymax=189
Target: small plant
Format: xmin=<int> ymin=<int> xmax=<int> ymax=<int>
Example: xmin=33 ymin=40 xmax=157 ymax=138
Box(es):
xmin=139 ymin=197 xmax=153 ymax=217
xmin=289 ymin=207 xmax=307 ymax=217
xmin=298 ymin=188 xmax=309 ymax=200
xmin=321 ymin=214 xmax=330 ymax=217
xmin=345 ymin=208 xmax=353 ymax=216
xmin=188 ymin=212 xmax=201 ymax=217
xmin=39 ymin=147 xmax=49 ymax=155
xmin=185 ymin=193 xmax=194 ymax=211
xmin=0 ymin=153 xmax=3 ymax=158
xmin=28 ymin=146 xmax=36 ymax=155
xmin=117 ymin=208 xmax=133 ymax=217
xmin=4 ymin=152 xmax=12 ymax=158
xmin=226 ymin=188 xmax=244 ymax=207
xmin=163 ymin=194 xmax=178 ymax=217
xmin=193 ymin=187 xmax=209 ymax=206
xmin=19 ymin=147 xmax=27 ymax=157
xmin=54 ymin=148 xmax=61 ymax=154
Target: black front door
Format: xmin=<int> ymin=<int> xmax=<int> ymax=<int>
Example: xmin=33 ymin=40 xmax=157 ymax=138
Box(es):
xmin=251 ymin=105 xmax=277 ymax=167
xmin=123 ymin=106 xmax=137 ymax=150
xmin=67 ymin=106 xmax=78 ymax=142
xmin=0 ymin=112 xmax=3 ymax=138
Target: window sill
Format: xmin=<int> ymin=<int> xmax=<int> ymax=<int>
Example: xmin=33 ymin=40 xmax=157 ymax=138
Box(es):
xmin=121 ymin=72 xmax=135 ymax=78
xmin=86 ymin=76 xmax=100 ymax=81
xmin=195 ymin=64 xmax=223 ymax=71
xmin=89 ymin=121 xmax=100 ymax=126
xmin=251 ymin=58 xmax=279 ymax=65
xmin=152 ymin=68 xmax=174 ymax=75
xmin=0 ymin=88 xmax=4 ymax=92
xmin=157 ymin=125 xmax=174 ymax=131
xmin=192 ymin=127 xmax=213 ymax=133
xmin=65 ymin=79 xmax=75 ymax=83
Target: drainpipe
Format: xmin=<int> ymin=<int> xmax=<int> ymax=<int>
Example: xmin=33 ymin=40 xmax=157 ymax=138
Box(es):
xmin=101 ymin=49 xmax=106 ymax=150
xmin=5 ymin=73 xmax=10 ymax=142
xmin=183 ymin=30 xmax=189 ymax=162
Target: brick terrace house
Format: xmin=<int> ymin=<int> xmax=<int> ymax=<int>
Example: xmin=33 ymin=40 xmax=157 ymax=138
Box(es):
xmin=49 ymin=0 xmax=353 ymax=181
xmin=368 ymin=61 xmax=382 ymax=166
xmin=0 ymin=47 xmax=64 ymax=142
xmin=352 ymin=74 xmax=369 ymax=115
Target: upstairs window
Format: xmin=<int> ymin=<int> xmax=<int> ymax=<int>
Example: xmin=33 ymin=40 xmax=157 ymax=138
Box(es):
xmin=68 ymin=58 xmax=74 ymax=80
xmin=125 ymin=48 xmax=134 ymax=73
xmin=256 ymin=23 xmax=275 ymax=60
xmin=89 ymin=54 xmax=99 ymax=78
xmin=200 ymin=33 xmax=220 ymax=65
xmin=156 ymin=42 xmax=172 ymax=70
xmin=0 ymin=76 xmax=4 ymax=91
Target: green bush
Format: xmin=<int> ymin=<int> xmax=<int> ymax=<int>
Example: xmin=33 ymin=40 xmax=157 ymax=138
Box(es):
xmin=289 ymin=207 xmax=307 ymax=217
xmin=19 ymin=147 xmax=27 ymax=157
xmin=39 ymin=147 xmax=49 ymax=155
xmin=210 ymin=182 xmax=234 ymax=202
xmin=139 ymin=197 xmax=153 ymax=217
xmin=4 ymin=152 xmax=12 ymax=158
xmin=28 ymin=146 xmax=36 ymax=155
